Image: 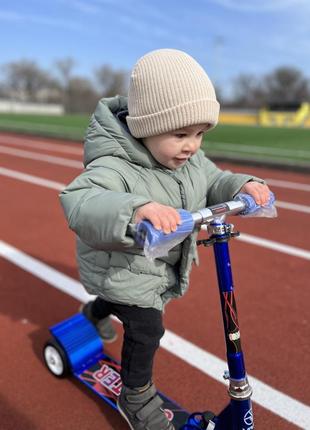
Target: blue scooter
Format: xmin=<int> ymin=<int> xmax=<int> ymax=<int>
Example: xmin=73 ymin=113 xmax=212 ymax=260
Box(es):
xmin=43 ymin=193 xmax=275 ymax=429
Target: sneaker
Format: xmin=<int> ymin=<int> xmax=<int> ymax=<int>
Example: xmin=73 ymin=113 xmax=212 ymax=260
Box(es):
xmin=117 ymin=382 xmax=175 ymax=430
xmin=79 ymin=302 xmax=118 ymax=343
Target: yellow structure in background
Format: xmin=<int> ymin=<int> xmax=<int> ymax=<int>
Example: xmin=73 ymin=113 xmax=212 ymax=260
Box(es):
xmin=259 ymin=103 xmax=310 ymax=127
xmin=219 ymin=103 xmax=310 ymax=128
xmin=219 ymin=111 xmax=257 ymax=126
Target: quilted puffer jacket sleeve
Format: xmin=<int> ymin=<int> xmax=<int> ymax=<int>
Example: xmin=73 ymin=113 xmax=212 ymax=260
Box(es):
xmin=202 ymin=154 xmax=265 ymax=205
xmin=60 ymin=166 xmax=151 ymax=250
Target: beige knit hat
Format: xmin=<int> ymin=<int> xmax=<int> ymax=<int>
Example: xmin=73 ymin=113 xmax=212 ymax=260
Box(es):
xmin=126 ymin=49 xmax=220 ymax=138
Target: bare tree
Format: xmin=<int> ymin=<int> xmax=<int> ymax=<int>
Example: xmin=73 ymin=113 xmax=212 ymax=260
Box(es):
xmin=214 ymin=83 xmax=224 ymax=104
xmin=54 ymin=57 xmax=76 ymax=109
xmin=94 ymin=65 xmax=128 ymax=97
xmin=55 ymin=58 xmax=75 ymax=85
xmin=229 ymin=67 xmax=310 ymax=108
xmin=2 ymin=60 xmax=56 ymax=102
xmin=262 ymin=66 xmax=310 ymax=105
xmin=230 ymin=73 xmax=266 ymax=108
xmin=66 ymin=77 xmax=99 ymax=113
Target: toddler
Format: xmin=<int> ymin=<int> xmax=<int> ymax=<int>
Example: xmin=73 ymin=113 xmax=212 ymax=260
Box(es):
xmin=60 ymin=49 xmax=270 ymax=430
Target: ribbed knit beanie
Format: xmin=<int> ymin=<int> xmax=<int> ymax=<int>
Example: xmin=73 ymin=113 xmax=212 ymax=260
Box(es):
xmin=126 ymin=49 xmax=220 ymax=138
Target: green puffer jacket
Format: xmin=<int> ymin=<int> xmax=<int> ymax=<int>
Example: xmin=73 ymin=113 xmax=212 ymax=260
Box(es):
xmin=60 ymin=96 xmax=262 ymax=310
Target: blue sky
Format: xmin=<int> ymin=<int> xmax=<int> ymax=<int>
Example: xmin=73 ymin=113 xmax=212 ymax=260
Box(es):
xmin=1 ymin=0 xmax=310 ymax=95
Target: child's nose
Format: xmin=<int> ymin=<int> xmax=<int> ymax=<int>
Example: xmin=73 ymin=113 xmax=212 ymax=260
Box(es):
xmin=183 ymin=139 xmax=199 ymax=153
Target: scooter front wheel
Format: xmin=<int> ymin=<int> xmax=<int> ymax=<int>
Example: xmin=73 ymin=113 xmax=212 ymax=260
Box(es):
xmin=43 ymin=338 xmax=70 ymax=378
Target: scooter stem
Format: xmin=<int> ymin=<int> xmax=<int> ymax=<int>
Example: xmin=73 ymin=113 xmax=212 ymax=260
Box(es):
xmin=209 ymin=218 xmax=254 ymax=430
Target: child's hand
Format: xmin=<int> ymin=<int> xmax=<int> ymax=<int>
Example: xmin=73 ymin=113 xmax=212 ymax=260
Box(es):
xmin=134 ymin=202 xmax=181 ymax=234
xmin=239 ymin=181 xmax=271 ymax=206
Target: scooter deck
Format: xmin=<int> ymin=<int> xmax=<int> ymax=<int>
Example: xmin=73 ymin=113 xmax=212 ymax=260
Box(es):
xmin=49 ymin=313 xmax=190 ymax=428
xmin=74 ymin=352 xmax=190 ymax=428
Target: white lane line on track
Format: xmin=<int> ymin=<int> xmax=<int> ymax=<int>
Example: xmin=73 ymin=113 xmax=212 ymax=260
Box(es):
xmin=1 ymin=142 xmax=310 ymax=194
xmin=1 ymin=167 xmax=310 ymax=261
xmin=2 ymin=163 xmax=310 ymax=219
xmin=266 ymin=178 xmax=310 ymax=192
xmin=1 ymin=239 xmax=309 ymax=428
xmin=0 ymin=167 xmax=65 ymax=191
xmin=3 ymin=164 xmax=309 ymax=215
xmin=276 ymin=200 xmax=310 ymax=214
xmin=0 ymin=145 xmax=83 ymax=168
xmin=237 ymin=234 xmax=310 ymax=260
xmin=0 ymin=135 xmax=84 ymax=155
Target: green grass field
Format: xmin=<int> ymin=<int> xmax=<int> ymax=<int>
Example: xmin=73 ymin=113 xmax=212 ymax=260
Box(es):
xmin=203 ymin=124 xmax=310 ymax=167
xmin=0 ymin=113 xmax=310 ymax=167
xmin=0 ymin=113 xmax=90 ymax=140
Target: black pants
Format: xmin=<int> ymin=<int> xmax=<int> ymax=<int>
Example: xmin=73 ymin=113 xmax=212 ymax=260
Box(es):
xmin=92 ymin=297 xmax=165 ymax=388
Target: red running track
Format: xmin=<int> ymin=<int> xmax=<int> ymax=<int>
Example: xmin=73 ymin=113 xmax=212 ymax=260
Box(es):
xmin=0 ymin=132 xmax=309 ymax=430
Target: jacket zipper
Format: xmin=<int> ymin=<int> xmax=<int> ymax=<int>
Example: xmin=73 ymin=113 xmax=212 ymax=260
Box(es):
xmin=174 ymin=177 xmax=187 ymax=209
xmin=170 ymin=173 xmax=199 ymax=266
xmin=156 ymin=168 xmax=187 ymax=209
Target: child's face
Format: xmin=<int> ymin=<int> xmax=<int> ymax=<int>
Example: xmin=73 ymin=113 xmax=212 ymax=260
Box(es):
xmin=143 ymin=124 xmax=210 ymax=170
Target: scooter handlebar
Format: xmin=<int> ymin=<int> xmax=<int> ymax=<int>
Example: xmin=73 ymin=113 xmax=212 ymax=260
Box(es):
xmin=135 ymin=192 xmax=275 ymax=259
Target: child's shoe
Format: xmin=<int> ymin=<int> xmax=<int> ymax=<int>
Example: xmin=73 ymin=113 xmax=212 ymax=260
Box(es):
xmin=117 ymin=382 xmax=175 ymax=430
xmin=79 ymin=302 xmax=118 ymax=343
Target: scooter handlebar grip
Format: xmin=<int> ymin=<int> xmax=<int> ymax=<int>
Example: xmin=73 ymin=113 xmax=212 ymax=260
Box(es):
xmin=234 ymin=191 xmax=275 ymax=215
xmin=135 ymin=209 xmax=194 ymax=248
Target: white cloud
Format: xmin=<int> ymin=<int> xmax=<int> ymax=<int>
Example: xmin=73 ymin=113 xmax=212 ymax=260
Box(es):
xmin=0 ymin=9 xmax=86 ymax=31
xmin=210 ymin=0 xmax=308 ymax=13
xmin=69 ymin=0 xmax=102 ymax=14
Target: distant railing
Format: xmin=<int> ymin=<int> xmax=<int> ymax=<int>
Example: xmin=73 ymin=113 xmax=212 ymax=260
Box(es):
xmin=0 ymin=100 xmax=64 ymax=115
